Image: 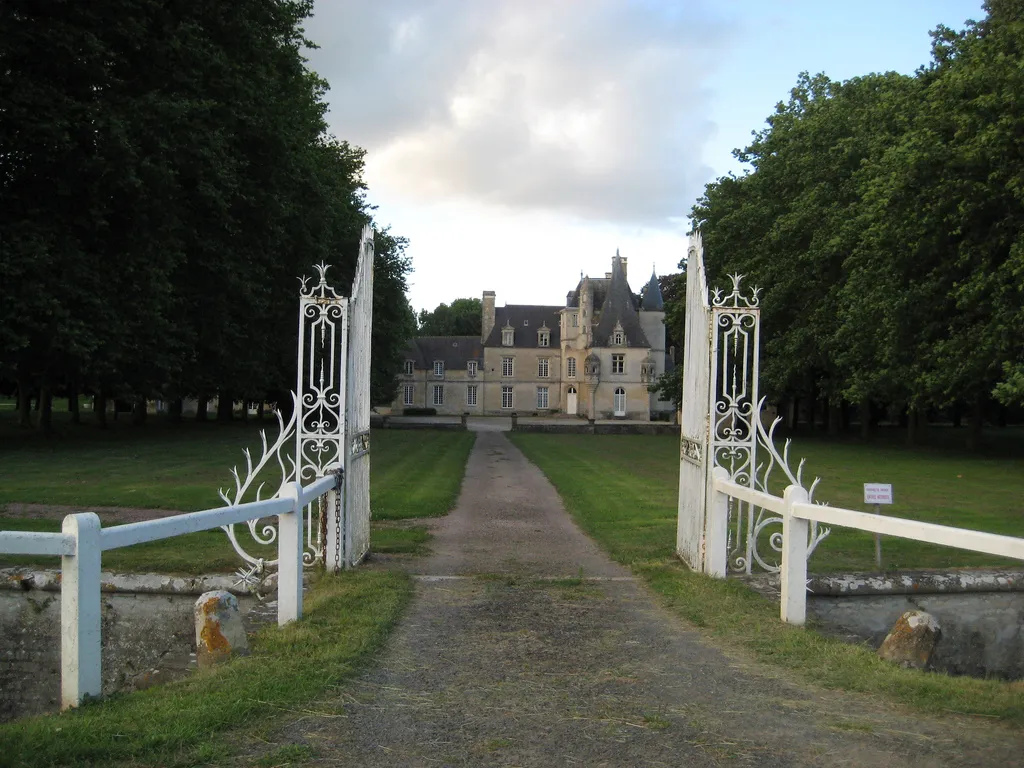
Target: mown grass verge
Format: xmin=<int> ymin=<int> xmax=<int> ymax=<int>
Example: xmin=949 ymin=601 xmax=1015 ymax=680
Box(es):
xmin=509 ymin=432 xmax=1024 ymax=724
xmin=1 ymin=428 xmax=475 ymax=572
xmin=0 ymin=570 xmax=411 ymax=768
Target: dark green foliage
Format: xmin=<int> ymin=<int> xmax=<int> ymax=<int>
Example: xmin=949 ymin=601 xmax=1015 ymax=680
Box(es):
xmin=0 ymin=1 xmax=414 ymax=424
xmin=689 ymin=1 xmax=1024 ymax=437
xmin=417 ymin=298 xmax=483 ymax=337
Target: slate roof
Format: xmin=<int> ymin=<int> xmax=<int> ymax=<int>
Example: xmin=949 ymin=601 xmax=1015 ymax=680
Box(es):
xmin=641 ymin=270 xmax=664 ymax=311
xmin=593 ymin=255 xmax=650 ymax=348
xmin=403 ymin=336 xmax=483 ymax=369
xmin=483 ymin=305 xmax=562 ymax=348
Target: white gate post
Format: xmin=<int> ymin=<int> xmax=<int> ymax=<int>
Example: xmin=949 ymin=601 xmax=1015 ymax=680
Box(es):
xmin=780 ymin=484 xmax=810 ymax=625
xmin=705 ymin=467 xmax=730 ymax=578
xmin=61 ymin=512 xmax=102 ymax=709
xmin=276 ymin=481 xmax=304 ymax=624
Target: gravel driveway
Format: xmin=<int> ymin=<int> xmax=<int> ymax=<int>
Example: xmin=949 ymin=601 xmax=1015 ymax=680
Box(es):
xmin=243 ymin=431 xmax=1023 ymax=767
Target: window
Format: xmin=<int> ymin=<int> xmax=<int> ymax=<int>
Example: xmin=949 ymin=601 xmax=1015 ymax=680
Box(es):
xmin=433 ymin=361 xmax=444 ymax=377
xmin=537 ymin=386 xmax=549 ymax=409
xmin=537 ymin=358 xmax=549 ymax=378
xmin=403 ymin=360 xmax=414 ymax=376
xmin=502 ymin=328 xmax=514 ymax=346
xmin=523 ymin=319 xmax=529 ymax=326
xmin=612 ymin=354 xmax=625 ymax=374
xmin=572 ymin=313 xmax=579 ymax=327
xmin=567 ymin=357 xmax=576 ymax=378
xmin=538 ymin=330 xmax=549 ymax=347
xmin=502 ymin=356 xmax=514 ymax=377
xmin=432 ymin=385 xmax=444 ymax=406
xmin=641 ymin=360 xmax=655 ymax=383
xmin=501 ymin=386 xmax=514 ymax=409
xmin=467 ymin=385 xmax=478 ymax=406
xmin=613 ymin=330 xmax=624 ymax=345
xmin=468 ymin=360 xmax=477 ymax=377
xmin=403 ymin=384 xmax=414 ymax=406
xmin=614 ymin=387 xmax=626 ymax=416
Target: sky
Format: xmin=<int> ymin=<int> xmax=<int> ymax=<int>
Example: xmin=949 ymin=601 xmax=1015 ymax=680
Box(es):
xmin=302 ymin=0 xmax=986 ymax=314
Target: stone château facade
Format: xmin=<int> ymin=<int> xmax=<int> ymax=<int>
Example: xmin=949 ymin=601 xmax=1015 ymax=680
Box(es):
xmin=394 ymin=252 xmax=673 ymax=420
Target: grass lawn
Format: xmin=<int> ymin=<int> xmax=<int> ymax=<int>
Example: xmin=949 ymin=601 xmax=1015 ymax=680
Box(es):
xmin=1 ymin=420 xmax=475 ymax=573
xmin=0 ymin=570 xmax=411 ymax=768
xmin=510 ymin=430 xmax=1024 ymax=723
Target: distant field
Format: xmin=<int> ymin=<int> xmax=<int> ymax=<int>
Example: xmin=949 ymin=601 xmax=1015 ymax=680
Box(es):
xmin=509 ymin=429 xmax=1024 ymax=572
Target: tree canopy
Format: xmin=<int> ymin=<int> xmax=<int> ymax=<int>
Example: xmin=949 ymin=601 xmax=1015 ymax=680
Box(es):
xmin=417 ymin=299 xmax=483 ymax=337
xmin=686 ymin=0 xmax=1024 ymax=442
xmin=1 ymin=0 xmax=415 ymax=426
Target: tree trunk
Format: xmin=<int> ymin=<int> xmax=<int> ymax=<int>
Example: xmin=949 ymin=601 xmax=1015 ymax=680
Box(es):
xmin=786 ymin=397 xmax=798 ymax=430
xmin=257 ymin=401 xmax=265 ymax=420
xmin=217 ymin=392 xmax=234 ymax=422
xmin=827 ymin=398 xmax=842 ymax=436
xmin=967 ymin=396 xmax=985 ymax=451
xmin=859 ymin=397 xmax=872 ymax=440
xmin=239 ymin=400 xmax=248 ymax=422
xmin=951 ymin=401 xmax=963 ymax=428
xmin=168 ymin=398 xmax=183 ymax=422
xmin=16 ymin=360 xmax=33 ymax=428
xmin=95 ymin=393 xmax=108 ymax=428
xmin=196 ymin=396 xmax=209 ymax=421
xmin=132 ymin=396 xmax=147 ymax=425
xmin=69 ymin=385 xmax=80 ymax=424
xmin=807 ymin=394 xmax=818 ymax=431
xmin=37 ymin=380 xmax=53 ymax=432
xmin=905 ymin=407 xmax=915 ymax=445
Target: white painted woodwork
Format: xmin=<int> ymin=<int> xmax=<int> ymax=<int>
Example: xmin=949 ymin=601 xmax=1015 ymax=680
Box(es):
xmin=276 ymin=481 xmax=304 ymax=624
xmin=677 ymin=233 xmax=712 ymax=569
xmin=61 ymin=513 xmax=102 ymax=710
xmin=705 ymin=467 xmax=731 ymax=577
xmin=780 ymin=485 xmax=810 ymax=625
xmin=0 ymin=530 xmax=75 ymax=556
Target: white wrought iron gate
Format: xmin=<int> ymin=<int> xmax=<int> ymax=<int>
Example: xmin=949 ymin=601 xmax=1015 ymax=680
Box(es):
xmin=220 ymin=226 xmax=375 ymax=574
xmin=677 ymin=232 xmax=829 ymax=575
xmin=676 ymin=233 xmax=712 ymax=570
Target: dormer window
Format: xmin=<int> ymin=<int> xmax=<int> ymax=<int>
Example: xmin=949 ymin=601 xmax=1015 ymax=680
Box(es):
xmin=538 ymin=329 xmax=550 ymax=347
xmin=403 ymin=360 xmax=414 ymax=376
xmin=433 ymin=361 xmax=444 ymax=377
xmin=523 ymin=319 xmax=529 ymax=326
xmin=468 ymin=361 xmax=478 ymax=377
xmin=502 ymin=327 xmax=514 ymax=346
xmin=612 ymin=325 xmax=625 ymax=346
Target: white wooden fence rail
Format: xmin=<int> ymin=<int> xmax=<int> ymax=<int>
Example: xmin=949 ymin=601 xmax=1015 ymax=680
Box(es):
xmin=0 ymin=473 xmax=336 ymax=710
xmin=709 ymin=467 xmax=1024 ymax=625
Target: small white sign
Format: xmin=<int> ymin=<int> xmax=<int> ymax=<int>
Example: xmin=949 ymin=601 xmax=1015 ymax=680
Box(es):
xmin=864 ymin=483 xmax=893 ymax=505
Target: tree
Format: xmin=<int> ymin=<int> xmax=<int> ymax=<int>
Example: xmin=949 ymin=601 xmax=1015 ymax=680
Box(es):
xmin=371 ymin=230 xmax=416 ymax=406
xmin=417 ymin=299 xmax=483 ymax=337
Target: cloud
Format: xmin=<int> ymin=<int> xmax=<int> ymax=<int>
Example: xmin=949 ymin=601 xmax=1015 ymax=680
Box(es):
xmin=305 ymin=0 xmax=730 ymax=228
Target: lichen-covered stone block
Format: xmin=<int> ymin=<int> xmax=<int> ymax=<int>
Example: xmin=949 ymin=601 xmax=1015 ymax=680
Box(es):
xmin=877 ymin=610 xmax=941 ymax=669
xmin=194 ymin=590 xmax=248 ymax=667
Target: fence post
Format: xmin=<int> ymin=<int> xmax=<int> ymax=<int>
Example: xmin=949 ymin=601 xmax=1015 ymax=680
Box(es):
xmin=705 ymin=467 xmax=730 ymax=578
xmin=277 ymin=481 xmax=304 ymax=625
xmin=780 ymin=484 xmax=810 ymax=625
xmin=61 ymin=513 xmax=102 ymax=709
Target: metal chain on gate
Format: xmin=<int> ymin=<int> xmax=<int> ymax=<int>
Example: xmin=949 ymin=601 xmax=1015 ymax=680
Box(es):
xmin=332 ymin=467 xmax=344 ymax=572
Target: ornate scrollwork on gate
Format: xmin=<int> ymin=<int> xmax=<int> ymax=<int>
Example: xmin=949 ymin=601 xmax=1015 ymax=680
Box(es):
xmin=218 ymin=393 xmax=298 ymax=570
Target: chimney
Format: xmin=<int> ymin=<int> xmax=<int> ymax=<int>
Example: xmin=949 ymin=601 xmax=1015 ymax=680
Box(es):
xmin=482 ymin=291 xmax=496 ymax=342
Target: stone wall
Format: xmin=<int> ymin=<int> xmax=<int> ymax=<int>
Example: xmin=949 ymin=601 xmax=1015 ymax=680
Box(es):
xmin=0 ymin=570 xmax=258 ymax=722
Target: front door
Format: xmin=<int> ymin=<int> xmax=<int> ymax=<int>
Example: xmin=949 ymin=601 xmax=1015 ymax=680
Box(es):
xmin=566 ymin=386 xmax=577 ymax=415
xmin=613 ymin=387 xmax=626 ymax=417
